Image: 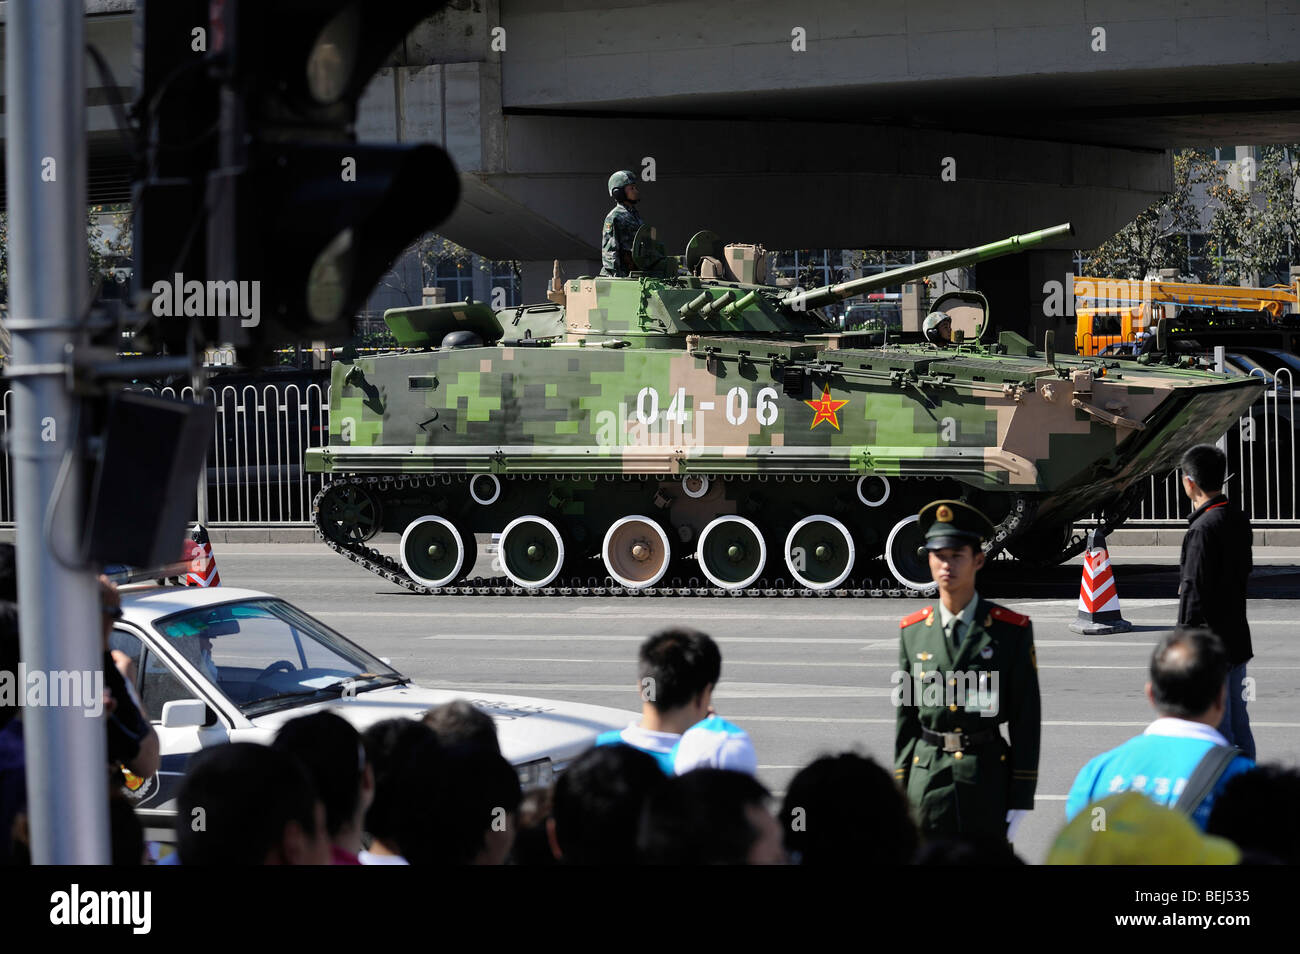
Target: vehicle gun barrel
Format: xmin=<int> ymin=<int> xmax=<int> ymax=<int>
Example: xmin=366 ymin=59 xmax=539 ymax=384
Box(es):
xmin=778 ymin=222 xmax=1074 ymax=309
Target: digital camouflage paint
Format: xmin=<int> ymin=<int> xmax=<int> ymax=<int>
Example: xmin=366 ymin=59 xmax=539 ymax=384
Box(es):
xmin=306 ymin=223 xmax=1263 ymax=594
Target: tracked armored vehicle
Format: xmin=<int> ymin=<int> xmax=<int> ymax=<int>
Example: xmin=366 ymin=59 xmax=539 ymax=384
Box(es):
xmin=306 ymin=224 xmax=1264 ymax=595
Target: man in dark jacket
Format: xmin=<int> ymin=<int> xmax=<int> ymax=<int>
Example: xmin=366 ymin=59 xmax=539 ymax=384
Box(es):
xmin=1178 ymin=444 xmax=1255 ymax=758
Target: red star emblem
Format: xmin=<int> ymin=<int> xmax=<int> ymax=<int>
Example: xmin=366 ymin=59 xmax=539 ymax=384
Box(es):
xmin=805 ymin=386 xmax=849 ymax=430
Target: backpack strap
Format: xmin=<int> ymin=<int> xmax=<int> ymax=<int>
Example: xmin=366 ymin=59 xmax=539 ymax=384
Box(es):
xmin=1173 ymin=744 xmax=1242 ymax=816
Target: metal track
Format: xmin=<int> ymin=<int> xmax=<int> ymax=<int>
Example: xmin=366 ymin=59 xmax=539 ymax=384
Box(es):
xmin=312 ymin=474 xmax=1038 ymax=598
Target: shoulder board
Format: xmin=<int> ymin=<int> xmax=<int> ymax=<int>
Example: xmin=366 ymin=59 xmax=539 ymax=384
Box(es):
xmin=900 ymin=607 xmax=932 ymax=628
xmin=989 ymin=606 xmax=1030 ymax=628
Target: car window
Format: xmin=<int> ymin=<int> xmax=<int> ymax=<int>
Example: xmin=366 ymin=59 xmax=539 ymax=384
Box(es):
xmin=140 ymin=647 xmax=201 ymax=722
xmin=108 ymin=627 xmax=144 ymax=688
xmin=151 ymin=598 xmax=403 ymax=714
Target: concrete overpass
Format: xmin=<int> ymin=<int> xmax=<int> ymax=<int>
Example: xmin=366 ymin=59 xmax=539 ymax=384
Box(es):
xmin=3 ymin=0 xmax=1300 ymax=333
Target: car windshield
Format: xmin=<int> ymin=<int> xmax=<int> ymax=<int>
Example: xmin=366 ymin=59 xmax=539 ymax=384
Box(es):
xmin=153 ymin=598 xmax=405 ymax=715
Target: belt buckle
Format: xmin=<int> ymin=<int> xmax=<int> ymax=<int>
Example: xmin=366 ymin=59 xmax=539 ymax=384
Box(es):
xmin=942 ymin=732 xmax=963 ymax=753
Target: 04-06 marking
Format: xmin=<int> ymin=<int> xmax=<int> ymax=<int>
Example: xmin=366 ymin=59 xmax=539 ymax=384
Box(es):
xmin=635 ymin=386 xmax=780 ymax=427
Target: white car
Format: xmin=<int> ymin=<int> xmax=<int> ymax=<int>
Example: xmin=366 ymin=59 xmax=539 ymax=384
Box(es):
xmin=109 ymin=584 xmax=637 ymax=842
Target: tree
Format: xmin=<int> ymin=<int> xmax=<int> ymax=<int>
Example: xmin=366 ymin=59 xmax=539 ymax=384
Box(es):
xmin=1203 ymin=145 xmax=1299 ymax=285
xmin=370 ymin=231 xmax=520 ymax=307
xmin=0 ymin=203 xmax=132 ymax=306
xmin=1 ymin=203 xmax=133 ymax=358
xmin=1080 ymin=149 xmax=1204 ymax=279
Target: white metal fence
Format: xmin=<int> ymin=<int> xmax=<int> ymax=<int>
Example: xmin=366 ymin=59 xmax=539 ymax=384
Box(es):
xmin=0 ymin=377 xmax=1294 ymax=526
xmin=1126 ymin=367 xmax=1295 ymax=524
xmin=0 ymin=383 xmax=330 ymax=526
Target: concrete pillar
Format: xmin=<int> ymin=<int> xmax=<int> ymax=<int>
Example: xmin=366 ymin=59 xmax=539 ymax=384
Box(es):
xmin=975 ymin=250 xmax=1076 ymax=348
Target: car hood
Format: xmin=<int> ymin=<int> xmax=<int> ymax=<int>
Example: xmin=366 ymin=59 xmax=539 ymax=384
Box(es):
xmin=246 ymin=684 xmax=637 ymax=766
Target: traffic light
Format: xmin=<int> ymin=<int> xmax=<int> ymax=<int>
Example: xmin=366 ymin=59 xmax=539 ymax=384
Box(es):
xmin=130 ymin=0 xmax=221 ymax=353
xmin=205 ymin=0 xmax=460 ymax=357
xmin=131 ymin=0 xmax=460 ymax=361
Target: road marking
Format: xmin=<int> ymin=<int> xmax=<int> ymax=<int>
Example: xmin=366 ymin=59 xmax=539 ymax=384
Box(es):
xmin=481 ymin=656 xmax=1155 ymax=670
xmin=416 ymin=632 xmax=1170 ymax=648
xmin=721 ymin=716 xmax=1300 ymax=728
xmin=421 ymin=633 xmax=871 ymax=644
xmin=325 ymin=611 xmax=907 ymax=621
xmin=698 ymin=401 xmax=715 ymax=410
xmin=419 ymin=680 xmax=890 ymax=698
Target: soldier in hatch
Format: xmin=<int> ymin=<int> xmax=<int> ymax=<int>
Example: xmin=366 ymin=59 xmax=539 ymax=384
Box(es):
xmin=600 ymin=170 xmax=647 ymax=277
xmin=922 ymin=310 xmax=953 ymax=347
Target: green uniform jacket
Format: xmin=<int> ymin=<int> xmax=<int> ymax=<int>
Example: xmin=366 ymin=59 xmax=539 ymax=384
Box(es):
xmin=893 ymin=598 xmax=1041 ymax=836
xmin=600 ymin=202 xmax=643 ymax=277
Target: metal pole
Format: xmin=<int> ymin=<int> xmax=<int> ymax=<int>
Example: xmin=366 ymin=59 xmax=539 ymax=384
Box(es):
xmin=194 ymin=369 xmax=209 ymax=527
xmin=5 ymin=0 xmax=110 ymax=862
xmin=1215 ymin=345 xmax=1229 ymax=458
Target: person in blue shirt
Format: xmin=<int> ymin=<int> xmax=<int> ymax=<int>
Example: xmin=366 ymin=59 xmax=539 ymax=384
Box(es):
xmin=1066 ymin=628 xmax=1254 ymax=830
xmin=597 ymin=628 xmax=733 ymax=774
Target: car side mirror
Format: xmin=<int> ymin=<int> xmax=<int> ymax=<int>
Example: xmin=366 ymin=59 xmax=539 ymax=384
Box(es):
xmin=161 ymin=699 xmax=209 ymax=728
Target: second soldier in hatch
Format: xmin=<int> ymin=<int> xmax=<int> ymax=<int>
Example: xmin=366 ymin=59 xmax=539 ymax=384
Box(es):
xmin=601 ymin=170 xmax=646 ymax=277
xmin=893 ymin=500 xmax=1041 ymax=843
xmin=922 ymin=310 xmax=953 ymax=347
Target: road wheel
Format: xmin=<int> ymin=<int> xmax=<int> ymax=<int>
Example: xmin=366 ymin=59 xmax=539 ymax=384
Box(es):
xmin=697 ymin=515 xmax=766 ymax=590
xmin=399 ymin=515 xmax=476 ymax=587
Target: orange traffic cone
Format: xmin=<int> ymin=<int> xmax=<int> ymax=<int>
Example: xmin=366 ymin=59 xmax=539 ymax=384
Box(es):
xmin=1068 ymin=530 xmax=1131 ymax=634
xmin=184 ymin=524 xmax=221 ymax=587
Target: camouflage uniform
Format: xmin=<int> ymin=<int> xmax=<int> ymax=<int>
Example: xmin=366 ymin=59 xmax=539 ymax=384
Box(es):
xmin=600 ymin=202 xmax=643 ymax=277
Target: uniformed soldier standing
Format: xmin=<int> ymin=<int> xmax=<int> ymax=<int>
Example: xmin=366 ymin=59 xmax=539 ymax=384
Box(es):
xmin=893 ymin=500 xmax=1041 ymax=841
xmin=600 ymin=170 xmax=645 ymax=277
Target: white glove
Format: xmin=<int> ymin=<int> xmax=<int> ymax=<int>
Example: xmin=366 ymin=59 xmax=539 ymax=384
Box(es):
xmin=1005 ymin=809 xmax=1028 ymax=842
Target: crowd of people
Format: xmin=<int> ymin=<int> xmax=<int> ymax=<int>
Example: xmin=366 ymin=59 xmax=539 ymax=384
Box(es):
xmin=1 ymin=435 xmax=1297 ymax=866
xmin=165 ymin=625 xmax=1300 ymax=865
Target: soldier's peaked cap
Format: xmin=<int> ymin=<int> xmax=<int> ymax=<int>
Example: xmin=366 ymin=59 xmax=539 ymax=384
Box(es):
xmin=916 ymin=499 xmax=995 ymax=553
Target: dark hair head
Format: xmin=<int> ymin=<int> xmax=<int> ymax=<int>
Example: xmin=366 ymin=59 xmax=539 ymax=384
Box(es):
xmin=509 ymin=786 xmax=558 ymax=867
xmin=422 ymin=700 xmax=501 ymax=757
xmin=553 ymin=744 xmax=667 ymax=865
xmin=781 ymin=753 xmax=918 ymax=864
xmin=272 ymin=712 xmax=366 ymax=838
xmin=360 ymin=718 xmax=442 ymax=847
xmin=1207 ymin=765 xmax=1300 ymax=864
xmin=1181 ymin=444 xmax=1226 ymax=493
xmin=1150 ymin=628 xmax=1230 ymax=719
xmin=638 ymin=768 xmax=771 ymax=865
xmin=0 ymin=544 xmax=15 ymax=602
xmin=404 ymin=749 xmax=522 ymax=865
xmin=637 ymin=627 xmax=722 ymax=712
xmin=177 ymin=742 xmax=322 ymax=865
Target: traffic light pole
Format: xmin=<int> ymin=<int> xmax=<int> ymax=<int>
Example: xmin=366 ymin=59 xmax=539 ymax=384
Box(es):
xmin=5 ymin=0 xmax=110 ymax=862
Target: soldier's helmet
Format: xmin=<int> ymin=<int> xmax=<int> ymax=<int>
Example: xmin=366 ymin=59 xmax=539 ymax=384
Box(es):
xmin=916 ymin=499 xmax=995 ymax=555
xmin=922 ymin=310 xmax=952 ymax=345
xmin=608 ymin=170 xmax=639 ymax=198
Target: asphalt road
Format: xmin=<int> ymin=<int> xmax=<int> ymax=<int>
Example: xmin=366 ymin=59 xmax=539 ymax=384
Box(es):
xmin=212 ymin=542 xmax=1300 ymax=864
